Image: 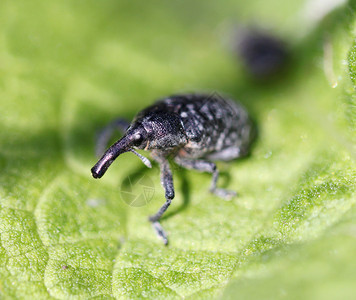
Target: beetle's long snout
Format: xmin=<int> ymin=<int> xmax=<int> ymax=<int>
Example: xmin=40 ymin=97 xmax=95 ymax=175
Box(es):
xmin=91 ymin=136 xmax=131 ymax=179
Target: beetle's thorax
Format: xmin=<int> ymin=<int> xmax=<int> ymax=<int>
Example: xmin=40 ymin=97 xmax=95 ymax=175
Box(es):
xmin=132 ymin=111 xmax=187 ymax=151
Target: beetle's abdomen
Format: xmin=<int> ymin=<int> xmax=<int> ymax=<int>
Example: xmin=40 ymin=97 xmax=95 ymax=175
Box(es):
xmin=159 ymin=94 xmax=255 ymax=160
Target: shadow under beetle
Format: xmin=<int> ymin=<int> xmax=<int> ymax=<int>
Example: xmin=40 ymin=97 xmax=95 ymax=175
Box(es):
xmin=91 ymin=93 xmax=255 ymax=245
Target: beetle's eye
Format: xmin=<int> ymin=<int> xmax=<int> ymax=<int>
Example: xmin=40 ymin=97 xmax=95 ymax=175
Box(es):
xmin=133 ymin=134 xmax=143 ymax=146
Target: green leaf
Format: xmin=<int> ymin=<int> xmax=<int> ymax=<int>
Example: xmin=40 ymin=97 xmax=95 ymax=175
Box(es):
xmin=0 ymin=0 xmax=355 ymax=299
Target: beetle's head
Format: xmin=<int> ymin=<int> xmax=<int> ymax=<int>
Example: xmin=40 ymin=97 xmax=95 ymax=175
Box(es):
xmin=91 ymin=111 xmax=186 ymax=179
xmin=91 ymin=123 xmax=150 ymax=179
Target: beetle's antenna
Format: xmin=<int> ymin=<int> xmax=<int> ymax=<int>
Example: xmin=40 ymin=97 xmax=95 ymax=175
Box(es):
xmin=129 ymin=149 xmax=152 ymax=168
xmin=91 ymin=135 xmax=131 ymax=178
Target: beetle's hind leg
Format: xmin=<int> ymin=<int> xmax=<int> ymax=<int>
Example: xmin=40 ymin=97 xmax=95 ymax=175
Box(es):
xmin=95 ymin=118 xmax=130 ymax=157
xmin=174 ymin=157 xmax=236 ymax=200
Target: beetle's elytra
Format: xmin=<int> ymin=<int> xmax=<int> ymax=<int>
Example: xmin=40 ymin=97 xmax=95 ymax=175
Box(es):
xmin=91 ymin=93 xmax=256 ymax=244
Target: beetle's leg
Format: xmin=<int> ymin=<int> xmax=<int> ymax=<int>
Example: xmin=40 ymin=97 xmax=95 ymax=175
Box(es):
xmin=174 ymin=157 xmax=236 ymax=200
xmin=149 ymin=154 xmax=174 ymax=245
xmin=95 ymin=119 xmax=130 ymax=157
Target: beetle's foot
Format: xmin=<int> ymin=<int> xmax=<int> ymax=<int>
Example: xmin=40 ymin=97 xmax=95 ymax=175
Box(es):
xmin=210 ymin=188 xmax=237 ymax=200
xmin=150 ymin=220 xmax=169 ymax=245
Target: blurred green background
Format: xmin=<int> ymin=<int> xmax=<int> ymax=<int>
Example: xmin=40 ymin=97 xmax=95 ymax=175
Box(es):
xmin=0 ymin=0 xmax=355 ymax=299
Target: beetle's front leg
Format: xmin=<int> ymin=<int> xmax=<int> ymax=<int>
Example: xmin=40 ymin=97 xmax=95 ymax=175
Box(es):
xmin=149 ymin=153 xmax=174 ymax=245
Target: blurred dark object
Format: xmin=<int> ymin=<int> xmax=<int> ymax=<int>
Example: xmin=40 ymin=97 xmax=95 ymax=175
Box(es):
xmin=235 ymin=28 xmax=289 ymax=79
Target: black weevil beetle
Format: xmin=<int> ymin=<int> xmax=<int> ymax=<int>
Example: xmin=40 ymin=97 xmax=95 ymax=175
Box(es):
xmin=91 ymin=93 xmax=255 ymax=244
